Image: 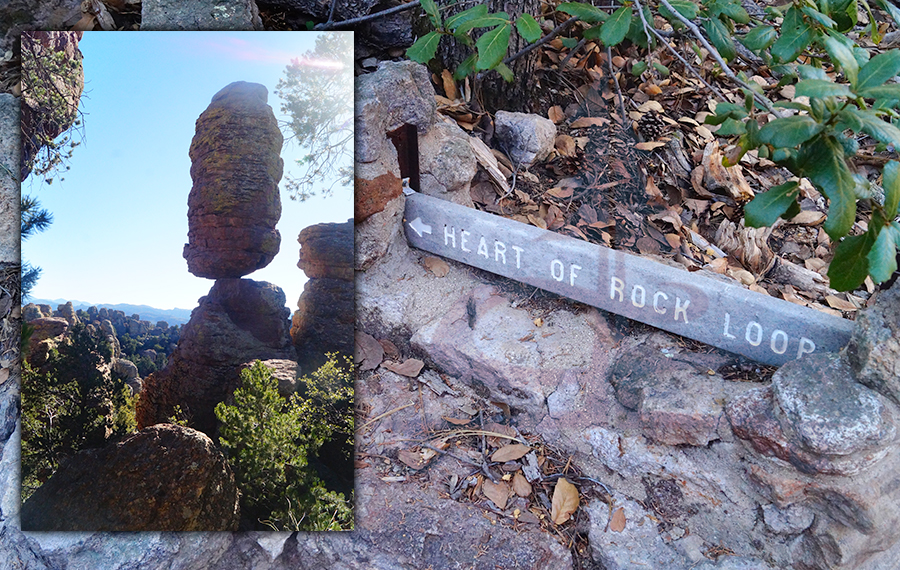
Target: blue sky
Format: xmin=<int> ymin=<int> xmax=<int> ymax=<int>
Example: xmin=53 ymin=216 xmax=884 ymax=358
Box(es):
xmin=24 ymin=31 xmax=353 ymax=311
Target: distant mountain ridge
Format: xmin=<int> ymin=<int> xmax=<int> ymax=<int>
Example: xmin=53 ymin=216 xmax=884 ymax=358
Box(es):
xmin=29 ymin=298 xmax=193 ymax=326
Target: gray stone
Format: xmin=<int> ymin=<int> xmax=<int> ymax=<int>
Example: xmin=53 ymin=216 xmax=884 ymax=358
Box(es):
xmin=763 ymin=503 xmax=815 ymax=535
xmin=111 ymin=358 xmax=139 ymax=381
xmin=773 ymin=353 xmax=895 ymax=457
xmin=848 ymin=280 xmax=900 ymax=406
xmin=0 ymin=0 xmax=82 ymax=55
xmin=639 ymin=368 xmax=727 ymax=446
xmin=141 ymin=0 xmax=263 ymax=30
xmin=418 ymin=119 xmax=477 ymax=208
xmin=587 ymin=494 xmax=689 ymax=569
xmin=241 ymin=358 xmax=298 ymax=398
xmin=494 ymin=110 xmax=557 ymax=166
xmin=0 ymin=94 xmax=19 ymax=263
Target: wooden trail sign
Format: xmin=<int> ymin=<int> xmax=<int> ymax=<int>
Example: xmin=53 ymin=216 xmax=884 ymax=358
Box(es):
xmin=402 ymin=191 xmax=853 ymax=366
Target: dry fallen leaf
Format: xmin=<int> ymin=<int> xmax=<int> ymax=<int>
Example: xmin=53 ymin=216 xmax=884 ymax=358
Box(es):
xmin=512 ymin=472 xmax=532 ymax=497
xmin=482 ymin=479 xmax=510 ymax=510
xmin=424 ymin=256 xmax=450 ymax=277
xmin=555 ymin=134 xmax=577 ymax=157
xmin=442 ymin=415 xmax=472 ymax=425
xmin=550 ymin=477 xmax=579 ymax=524
xmin=634 ymin=141 xmax=667 ymax=151
xmin=382 ymin=358 xmax=425 ymax=377
xmin=441 ymin=69 xmax=459 ymax=100
xmin=548 ymin=105 xmax=565 ymax=124
xmin=609 ymin=507 xmax=626 ymax=532
xmin=355 ymin=331 xmax=384 ymax=371
xmin=570 ymin=116 xmax=611 ymax=128
xmin=491 ymin=443 xmax=531 ymax=462
xmin=398 ymin=449 xmax=427 ymax=470
xmin=825 ymin=295 xmax=858 ymax=311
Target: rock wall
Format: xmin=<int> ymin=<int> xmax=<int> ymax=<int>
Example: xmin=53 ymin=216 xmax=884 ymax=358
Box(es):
xmin=290 ymin=220 xmax=354 ymax=372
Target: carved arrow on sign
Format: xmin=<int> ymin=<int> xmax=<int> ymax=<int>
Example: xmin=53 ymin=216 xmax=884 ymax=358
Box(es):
xmin=402 ymin=191 xmax=853 ymax=366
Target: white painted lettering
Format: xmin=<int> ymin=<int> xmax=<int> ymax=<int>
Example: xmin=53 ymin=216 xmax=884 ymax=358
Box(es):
xmin=771 ymin=330 xmax=788 ymax=355
xmin=512 ymin=246 xmax=524 ymax=269
xmin=631 ymin=285 xmax=646 ymax=308
xmin=477 ymin=236 xmax=489 ymax=258
xmin=570 ymin=264 xmax=581 ymax=287
xmin=797 ymin=337 xmax=815 ymax=358
xmin=674 ymin=297 xmax=690 ymax=322
xmin=494 ymin=241 xmax=506 ymax=264
xmin=723 ymin=313 xmax=737 ymax=339
xmin=611 ymin=277 xmax=624 ymax=302
xmin=444 ymin=225 xmax=455 ymax=248
xmin=745 ymin=322 xmax=763 ymax=346
xmin=653 ymin=291 xmax=668 ymax=314
xmin=461 ymin=230 xmax=471 ymax=252
xmin=551 ymin=259 xmax=565 ymax=282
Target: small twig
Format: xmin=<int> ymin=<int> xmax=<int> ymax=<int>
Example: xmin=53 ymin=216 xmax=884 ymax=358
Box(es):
xmin=607 ymin=45 xmax=628 ymax=125
xmin=325 ymin=0 xmax=339 ymax=26
xmin=314 ymin=0 xmax=422 ymax=30
xmin=360 ymin=402 xmax=416 ymax=429
xmin=656 ymin=0 xmax=783 ymax=117
xmin=557 ymin=37 xmax=588 ymax=74
xmin=421 ymin=442 xmax=481 ymax=466
xmin=632 ymin=0 xmax=728 ymax=101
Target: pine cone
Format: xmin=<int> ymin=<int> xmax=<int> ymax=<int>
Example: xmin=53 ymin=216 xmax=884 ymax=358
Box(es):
xmin=637 ymin=112 xmax=667 ymax=141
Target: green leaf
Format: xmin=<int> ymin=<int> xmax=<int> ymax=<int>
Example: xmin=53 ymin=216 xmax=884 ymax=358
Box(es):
xmin=407 ymin=32 xmax=442 ymax=64
xmin=795 ymin=79 xmax=853 ymax=99
xmin=705 ymin=102 xmax=747 ymax=125
xmin=659 ymin=0 xmax=699 ymax=21
xmin=884 ymin=160 xmax=900 ymax=219
xmin=822 ymin=34 xmax=859 ymax=87
xmin=801 ymin=6 xmax=837 ymax=27
xmin=858 ymin=84 xmax=900 ymax=101
xmin=561 ymin=36 xmax=579 ymax=48
xmin=420 ymin=0 xmax=442 ymax=27
xmin=875 ymin=0 xmax=900 ymax=25
xmin=653 ymin=61 xmax=670 ymax=76
xmin=741 ymin=26 xmax=777 ymax=52
xmin=557 ymin=2 xmax=608 ymax=22
xmin=868 ymin=226 xmax=898 ymax=283
xmin=445 ymin=4 xmax=488 ymax=31
xmin=775 ymin=100 xmax=813 ymax=112
xmin=495 ymin=61 xmax=514 ymax=82
xmin=745 ymin=181 xmax=800 ymax=227
xmin=453 ymin=53 xmax=478 ymax=80
xmin=599 ymin=5 xmax=632 ymax=47
xmin=758 ymin=115 xmax=821 ymax=148
xmin=515 ymin=13 xmax=542 ymax=43
xmin=770 ymin=24 xmax=814 ymax=63
xmin=720 ymin=1 xmax=750 ymax=23
xmin=829 ymin=233 xmax=875 ymax=291
xmin=715 ymin=117 xmax=747 ymax=136
xmin=703 ymin=17 xmax=736 ymax=61
xmin=800 ymin=136 xmax=857 ymax=239
xmin=455 ymin=13 xmax=510 ymax=34
xmin=849 ymin=108 xmax=900 ymax=147
xmin=856 ymin=50 xmax=900 ymax=93
xmin=631 ymin=60 xmax=648 ymax=76
xmin=797 ymin=64 xmax=829 ymax=80
xmin=475 ymin=23 xmax=511 ymax=71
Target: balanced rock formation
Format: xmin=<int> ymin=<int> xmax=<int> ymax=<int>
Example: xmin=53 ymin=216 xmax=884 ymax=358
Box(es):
xmin=290 ymin=220 xmax=354 ymax=372
xmin=183 ymin=81 xmax=284 ymax=279
xmin=21 ymin=424 xmax=240 ymax=531
xmin=137 ymin=279 xmax=296 ymax=436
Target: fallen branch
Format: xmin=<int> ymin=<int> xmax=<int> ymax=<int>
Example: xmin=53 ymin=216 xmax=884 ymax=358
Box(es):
xmin=314 ymin=0 xmax=422 ymax=30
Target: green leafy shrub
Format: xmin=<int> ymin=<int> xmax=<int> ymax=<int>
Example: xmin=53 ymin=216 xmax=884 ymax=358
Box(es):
xmin=21 ymin=323 xmax=136 ymax=500
xmin=406 ymin=0 xmax=900 ymax=291
xmin=214 ymin=357 xmax=353 ymax=531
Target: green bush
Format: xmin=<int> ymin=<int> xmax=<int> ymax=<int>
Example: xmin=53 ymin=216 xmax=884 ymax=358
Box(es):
xmin=214 ymin=357 xmax=353 ymax=531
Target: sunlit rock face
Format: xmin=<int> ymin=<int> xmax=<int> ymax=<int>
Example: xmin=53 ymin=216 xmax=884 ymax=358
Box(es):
xmin=184 ymin=81 xmax=284 ymax=279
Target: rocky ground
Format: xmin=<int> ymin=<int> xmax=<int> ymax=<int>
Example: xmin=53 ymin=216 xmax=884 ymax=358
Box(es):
xmin=2 ymin=1 xmax=900 ymax=569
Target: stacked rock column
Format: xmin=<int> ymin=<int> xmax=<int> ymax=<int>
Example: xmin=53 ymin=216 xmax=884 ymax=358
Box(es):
xmin=136 ymin=82 xmax=296 ymax=436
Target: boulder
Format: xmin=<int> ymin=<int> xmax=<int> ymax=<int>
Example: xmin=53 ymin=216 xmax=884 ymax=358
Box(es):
xmin=494 ymin=110 xmax=557 ymax=166
xmin=112 ymin=358 xmax=139 ymax=381
xmin=291 ymin=278 xmax=354 ymax=373
xmin=183 ymin=81 xmax=284 ymax=279
xmin=848 ymin=280 xmax=900 ymax=405
xmin=21 ymin=424 xmax=239 ymax=531
xmin=22 ymin=303 xmax=44 ymax=322
xmin=296 ymin=220 xmax=354 ymax=280
xmin=0 ymin=1 xmax=82 ymax=55
xmin=239 ymin=359 xmax=298 ymax=398
xmin=56 ymin=301 xmax=78 ymax=325
xmin=136 ymin=279 xmax=296 ymax=436
xmin=141 ymin=0 xmax=262 ymax=30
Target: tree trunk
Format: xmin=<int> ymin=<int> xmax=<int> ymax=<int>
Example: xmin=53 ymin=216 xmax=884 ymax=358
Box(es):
xmin=435 ymin=0 xmax=542 ymax=113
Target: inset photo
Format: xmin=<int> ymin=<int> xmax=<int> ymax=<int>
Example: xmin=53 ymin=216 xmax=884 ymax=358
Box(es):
xmin=19 ymin=30 xmax=354 ymax=532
